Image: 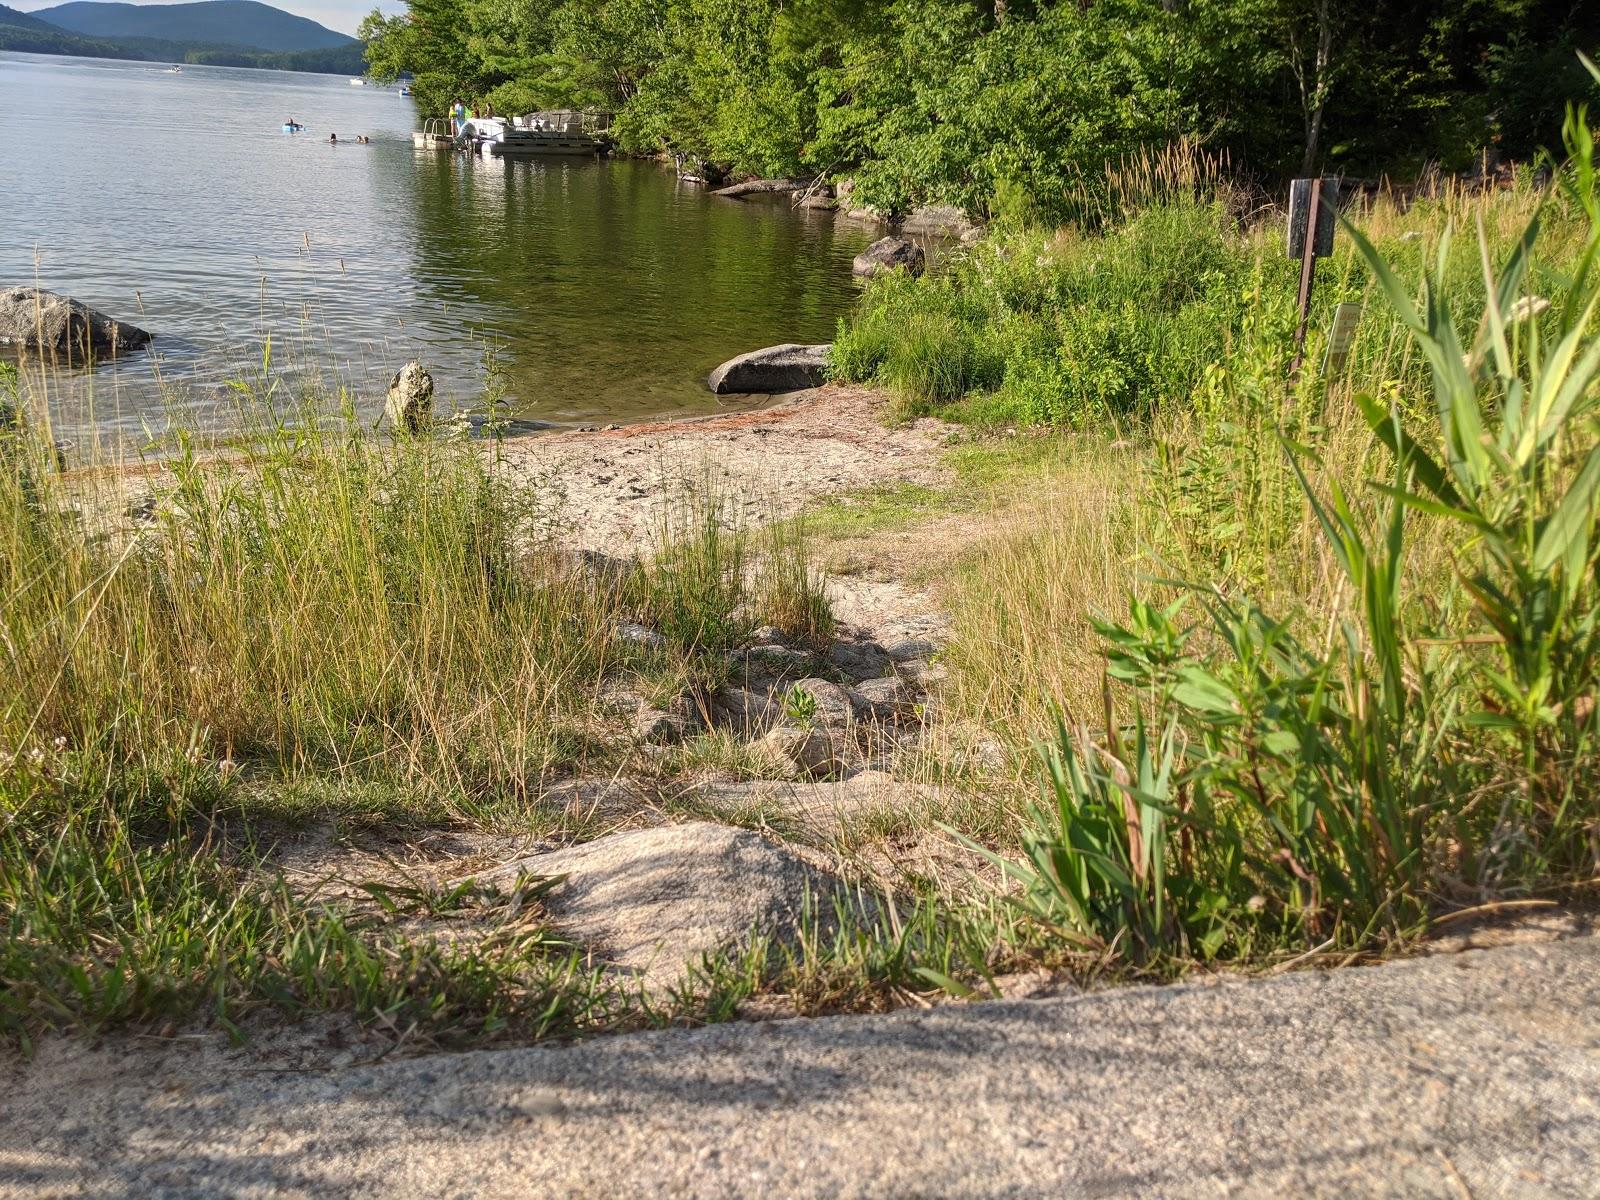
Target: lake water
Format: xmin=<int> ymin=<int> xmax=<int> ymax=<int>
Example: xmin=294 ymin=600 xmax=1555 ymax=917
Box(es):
xmin=0 ymin=52 xmax=876 ymax=437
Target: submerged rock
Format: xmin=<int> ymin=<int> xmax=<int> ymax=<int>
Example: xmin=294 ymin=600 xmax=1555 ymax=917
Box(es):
xmin=0 ymin=287 xmax=150 ymax=360
xmin=707 ymin=343 xmax=831 ymax=394
xmin=852 ymin=237 xmax=925 ymax=279
xmin=384 ymin=361 xmax=435 ymax=434
xmin=482 ymin=822 xmax=846 ymax=982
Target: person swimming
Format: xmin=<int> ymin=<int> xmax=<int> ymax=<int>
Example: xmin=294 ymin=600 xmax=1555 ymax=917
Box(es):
xmin=328 ymin=132 xmax=338 ymax=143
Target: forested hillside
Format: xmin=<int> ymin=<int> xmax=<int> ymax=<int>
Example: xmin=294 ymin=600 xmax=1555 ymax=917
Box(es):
xmin=359 ymin=0 xmax=1594 ymax=219
xmin=34 ymin=0 xmax=355 ymax=51
xmin=0 ymin=0 xmax=365 ymax=70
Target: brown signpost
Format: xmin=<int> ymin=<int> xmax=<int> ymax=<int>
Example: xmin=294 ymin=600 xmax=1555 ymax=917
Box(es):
xmin=1287 ymin=175 xmax=1340 ymax=379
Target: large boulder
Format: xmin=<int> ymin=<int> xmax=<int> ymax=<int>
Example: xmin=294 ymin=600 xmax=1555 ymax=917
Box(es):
xmin=481 ymin=822 xmax=845 ymax=982
xmin=852 ymin=237 xmax=925 ymax=279
xmin=707 ymin=343 xmax=831 ymax=394
xmin=0 ymin=287 xmax=149 ymax=360
xmin=384 ymin=360 xmax=435 ymax=434
xmin=899 ymin=204 xmax=981 ymax=239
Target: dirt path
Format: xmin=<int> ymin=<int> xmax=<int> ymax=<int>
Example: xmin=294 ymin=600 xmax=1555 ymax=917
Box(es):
xmin=496 ymin=384 xmax=952 ymax=556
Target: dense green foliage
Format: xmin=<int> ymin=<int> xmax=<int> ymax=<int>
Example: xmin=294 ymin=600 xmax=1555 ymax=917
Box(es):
xmin=363 ymin=0 xmax=1595 ymax=218
xmin=936 ymin=84 xmax=1600 ymax=969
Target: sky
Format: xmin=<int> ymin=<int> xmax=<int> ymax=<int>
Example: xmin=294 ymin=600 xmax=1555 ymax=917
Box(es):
xmin=16 ymin=0 xmax=407 ymax=37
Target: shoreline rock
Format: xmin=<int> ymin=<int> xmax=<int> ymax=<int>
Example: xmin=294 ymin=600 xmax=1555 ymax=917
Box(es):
xmin=0 ymin=287 xmax=150 ymax=360
xmin=712 ymin=177 xmax=813 ymax=199
xmin=708 ymin=343 xmax=831 ymax=394
xmin=852 ymin=237 xmax=925 ymax=279
xmin=384 ymin=361 xmax=435 ymax=434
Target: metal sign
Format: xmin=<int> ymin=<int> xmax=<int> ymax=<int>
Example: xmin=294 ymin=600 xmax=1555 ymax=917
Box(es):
xmin=1323 ymin=302 xmax=1363 ymax=376
xmin=1287 ymin=177 xmax=1340 ymax=260
xmin=1287 ymin=175 xmax=1341 ymax=380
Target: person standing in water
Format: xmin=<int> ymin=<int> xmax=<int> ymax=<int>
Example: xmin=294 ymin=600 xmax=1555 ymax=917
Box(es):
xmin=451 ymin=99 xmax=466 ymax=134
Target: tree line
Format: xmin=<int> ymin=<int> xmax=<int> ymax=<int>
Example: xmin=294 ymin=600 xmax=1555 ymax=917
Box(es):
xmin=360 ymin=0 xmax=1595 ymax=220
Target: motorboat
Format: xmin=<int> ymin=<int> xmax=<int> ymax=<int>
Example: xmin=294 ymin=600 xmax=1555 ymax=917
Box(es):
xmin=166 ymin=65 xmax=183 ymax=73
xmin=398 ymin=86 xmax=412 ymax=96
xmin=349 ymin=78 xmax=367 ymax=86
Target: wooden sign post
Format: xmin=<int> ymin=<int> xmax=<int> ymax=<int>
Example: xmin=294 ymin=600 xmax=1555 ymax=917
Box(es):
xmin=1287 ymin=176 xmax=1339 ymax=379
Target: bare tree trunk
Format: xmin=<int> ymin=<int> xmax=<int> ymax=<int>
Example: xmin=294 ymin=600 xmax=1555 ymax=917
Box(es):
xmin=1289 ymin=0 xmax=1334 ymax=174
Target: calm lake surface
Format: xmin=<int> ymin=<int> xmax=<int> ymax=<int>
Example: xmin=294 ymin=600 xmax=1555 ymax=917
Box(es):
xmin=0 ymin=52 xmax=876 ymax=436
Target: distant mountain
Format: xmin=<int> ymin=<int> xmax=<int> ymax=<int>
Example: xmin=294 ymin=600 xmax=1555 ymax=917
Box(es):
xmin=0 ymin=1 xmax=61 ymax=30
xmin=29 ymin=1 xmax=354 ymax=52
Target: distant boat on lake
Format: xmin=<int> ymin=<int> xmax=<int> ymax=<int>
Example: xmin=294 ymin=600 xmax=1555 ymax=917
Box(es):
xmin=349 ymin=78 xmax=367 ymax=87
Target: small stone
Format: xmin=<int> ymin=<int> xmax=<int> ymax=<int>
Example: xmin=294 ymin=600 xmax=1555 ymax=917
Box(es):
xmin=884 ymin=637 xmax=938 ymax=663
xmin=749 ymin=625 xmax=789 ymax=647
xmin=825 ymin=640 xmax=893 ymax=681
xmin=618 ymin=622 xmax=669 ymax=651
xmin=758 ymin=722 xmax=842 ymax=780
xmin=737 ymin=644 xmax=815 ymax=679
xmin=713 ymin=685 xmax=783 ymax=733
xmin=787 ymin=678 xmax=855 ymax=728
xmin=707 ymin=344 xmax=831 ymax=395
xmin=853 ymin=675 xmax=917 ymax=719
xmin=899 ymin=204 xmax=979 ymax=239
xmin=479 ymin=823 xmax=850 ymax=983
xmin=384 ymin=360 xmax=435 ymax=434
xmin=635 ymin=704 xmax=696 ymax=745
xmin=899 ymin=658 xmax=947 ymax=686
xmin=0 ymin=287 xmax=150 ymax=358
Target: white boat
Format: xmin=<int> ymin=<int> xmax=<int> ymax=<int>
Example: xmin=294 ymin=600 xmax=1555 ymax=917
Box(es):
xmin=460 ymin=113 xmax=601 ymax=157
xmin=349 ymin=78 xmax=367 ymax=87
xmin=166 ymin=65 xmax=182 ymax=73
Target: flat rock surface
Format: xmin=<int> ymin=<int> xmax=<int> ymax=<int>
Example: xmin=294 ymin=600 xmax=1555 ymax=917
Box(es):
xmin=478 ymin=821 xmax=843 ymax=982
xmin=4 ymin=937 xmax=1597 ymax=1198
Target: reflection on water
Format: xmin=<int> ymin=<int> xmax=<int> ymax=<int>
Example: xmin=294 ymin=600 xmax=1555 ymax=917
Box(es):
xmin=0 ymin=52 xmax=875 ymax=439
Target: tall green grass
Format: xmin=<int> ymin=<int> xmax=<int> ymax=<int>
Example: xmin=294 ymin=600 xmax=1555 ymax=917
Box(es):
xmin=0 ymin=391 xmax=849 ymax=1043
xmin=942 ymin=80 xmax=1600 ymax=967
